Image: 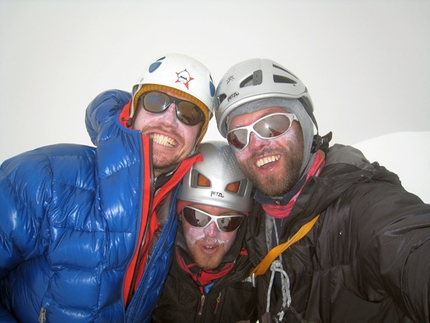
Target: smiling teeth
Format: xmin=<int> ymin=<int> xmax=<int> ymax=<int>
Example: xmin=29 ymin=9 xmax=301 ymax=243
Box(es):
xmin=256 ymin=155 xmax=280 ymax=168
xmin=150 ymin=134 xmax=176 ymax=147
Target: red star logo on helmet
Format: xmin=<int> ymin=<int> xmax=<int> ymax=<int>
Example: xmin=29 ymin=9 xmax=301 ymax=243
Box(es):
xmin=175 ymin=69 xmax=194 ymax=89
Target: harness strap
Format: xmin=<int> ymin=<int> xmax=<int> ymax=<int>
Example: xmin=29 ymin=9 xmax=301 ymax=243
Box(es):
xmin=250 ymin=214 xmax=320 ymax=278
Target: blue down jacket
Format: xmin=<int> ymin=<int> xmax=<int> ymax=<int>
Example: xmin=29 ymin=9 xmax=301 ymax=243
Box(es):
xmin=0 ymin=90 xmax=196 ymax=322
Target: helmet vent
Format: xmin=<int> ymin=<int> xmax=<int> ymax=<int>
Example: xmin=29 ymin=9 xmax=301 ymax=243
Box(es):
xmin=197 ymin=173 xmax=211 ymax=187
xmin=225 ymin=181 xmax=240 ymax=193
xmin=217 ymin=93 xmax=227 ymax=107
xmin=273 ymin=64 xmax=299 ymax=77
xmin=239 ymin=75 xmax=253 ymax=88
xmin=189 ymin=170 xmax=212 ymax=188
xmin=240 ymin=70 xmax=263 ymax=88
xmin=273 ymin=74 xmax=296 ymax=85
xmin=226 ymin=179 xmax=249 ymax=197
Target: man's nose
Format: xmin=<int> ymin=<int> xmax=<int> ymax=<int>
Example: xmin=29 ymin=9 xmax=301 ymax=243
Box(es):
xmin=161 ymin=103 xmax=178 ymax=124
xmin=248 ymin=131 xmax=269 ymax=150
xmin=203 ymin=221 xmax=218 ymax=237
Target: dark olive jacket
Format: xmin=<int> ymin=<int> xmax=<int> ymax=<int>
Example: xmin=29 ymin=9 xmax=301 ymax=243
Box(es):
xmin=247 ymin=144 xmax=430 ymax=323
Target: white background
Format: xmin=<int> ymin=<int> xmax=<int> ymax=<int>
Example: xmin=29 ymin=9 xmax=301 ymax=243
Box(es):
xmin=1 ymin=0 xmax=429 ymax=202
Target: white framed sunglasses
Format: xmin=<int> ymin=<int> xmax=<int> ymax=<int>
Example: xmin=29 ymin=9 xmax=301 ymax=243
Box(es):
xmin=227 ymin=112 xmax=298 ymax=151
xmin=181 ymin=206 xmax=245 ymax=232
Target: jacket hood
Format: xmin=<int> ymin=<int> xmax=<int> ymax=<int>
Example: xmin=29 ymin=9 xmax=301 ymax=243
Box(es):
xmin=85 ymin=90 xmax=132 ymax=146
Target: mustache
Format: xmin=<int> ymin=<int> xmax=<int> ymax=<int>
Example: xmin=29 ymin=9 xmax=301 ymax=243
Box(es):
xmin=249 ymin=147 xmax=284 ymax=159
xmin=196 ymin=238 xmax=224 ymax=245
xmin=143 ymin=126 xmax=180 ymax=135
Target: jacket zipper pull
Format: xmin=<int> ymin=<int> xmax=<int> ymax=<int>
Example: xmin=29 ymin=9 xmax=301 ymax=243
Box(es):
xmin=214 ymin=292 xmax=221 ymax=315
xmin=198 ymin=294 xmax=205 ymax=316
xmin=38 ymin=308 xmax=46 ymax=323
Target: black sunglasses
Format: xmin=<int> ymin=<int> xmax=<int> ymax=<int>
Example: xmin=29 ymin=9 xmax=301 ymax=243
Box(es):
xmin=181 ymin=206 xmax=245 ymax=233
xmin=140 ymin=91 xmax=204 ymax=126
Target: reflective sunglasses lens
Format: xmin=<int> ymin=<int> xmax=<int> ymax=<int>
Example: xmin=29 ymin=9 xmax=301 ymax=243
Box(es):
xmin=217 ymin=216 xmax=244 ymax=232
xmin=182 ymin=207 xmax=244 ymax=232
xmin=182 ymin=207 xmax=210 ymax=228
xmin=143 ymin=92 xmax=169 ymax=113
xmin=254 ymin=114 xmax=292 ymax=138
xmin=176 ymin=102 xmax=204 ymax=126
xmin=227 ymin=114 xmax=294 ymax=151
xmin=143 ymin=92 xmax=203 ymax=126
xmin=227 ymin=129 xmax=248 ymax=150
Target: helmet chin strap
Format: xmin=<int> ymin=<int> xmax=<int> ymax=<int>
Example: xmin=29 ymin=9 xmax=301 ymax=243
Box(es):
xmin=126 ymin=118 xmax=134 ymax=128
xmin=153 ymin=137 xmax=200 ymax=177
xmin=184 ymin=140 xmax=201 ymax=163
xmin=311 ymin=132 xmax=332 ymax=153
xmin=153 ymin=164 xmax=179 ymax=177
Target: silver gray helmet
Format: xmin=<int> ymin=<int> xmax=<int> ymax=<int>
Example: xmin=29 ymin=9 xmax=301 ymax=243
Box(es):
xmin=215 ymin=58 xmax=325 ymax=177
xmin=215 ymin=58 xmax=318 ymax=138
xmin=177 ymin=141 xmax=254 ymax=212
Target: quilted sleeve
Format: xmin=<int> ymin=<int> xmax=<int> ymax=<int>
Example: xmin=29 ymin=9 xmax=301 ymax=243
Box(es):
xmin=0 ymin=150 xmax=53 ymax=321
xmin=0 ymin=149 xmax=53 ymax=276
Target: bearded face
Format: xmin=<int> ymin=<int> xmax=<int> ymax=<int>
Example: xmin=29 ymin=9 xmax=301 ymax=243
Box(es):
xmin=228 ymin=107 xmax=305 ymax=197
